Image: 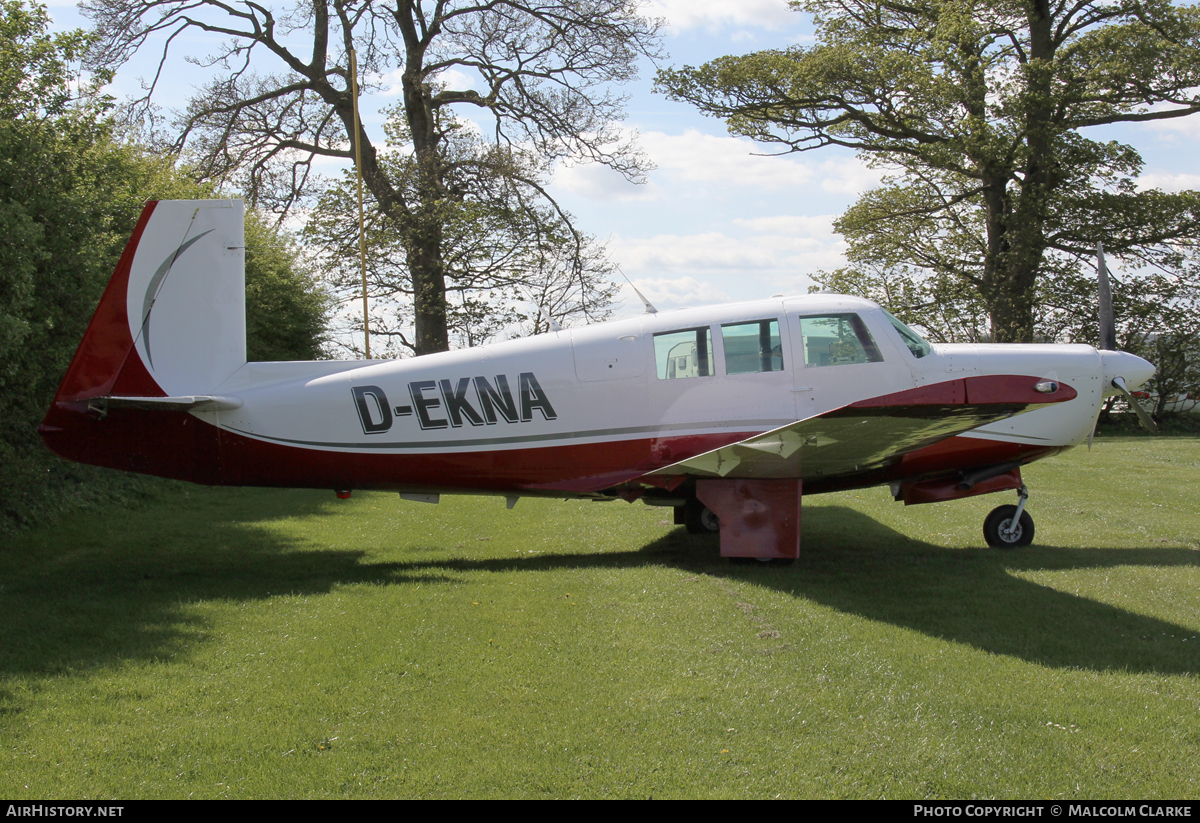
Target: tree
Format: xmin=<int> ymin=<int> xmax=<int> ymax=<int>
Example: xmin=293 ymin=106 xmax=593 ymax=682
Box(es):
xmin=83 ymin=0 xmax=662 ymax=355
xmin=0 ymin=0 xmax=168 ymax=531
xmin=1111 ymin=274 xmax=1200 ymax=419
xmin=657 ymin=0 xmax=1200 ymax=343
xmin=1142 ymin=330 xmax=1200 ymax=419
xmin=0 ymin=1 xmax=332 ymax=532
xmin=245 ymin=211 xmax=332 ymax=361
xmin=303 ymin=112 xmax=617 ymax=355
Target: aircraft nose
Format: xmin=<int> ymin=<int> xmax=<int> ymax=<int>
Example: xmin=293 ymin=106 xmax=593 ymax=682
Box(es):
xmin=1100 ymin=350 xmax=1156 ymax=392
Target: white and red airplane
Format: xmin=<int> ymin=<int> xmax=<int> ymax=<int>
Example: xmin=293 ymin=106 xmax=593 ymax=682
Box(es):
xmin=40 ymin=200 xmax=1156 ymax=560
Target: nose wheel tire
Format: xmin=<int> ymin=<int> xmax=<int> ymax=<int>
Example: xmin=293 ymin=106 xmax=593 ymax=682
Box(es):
xmin=983 ymin=505 xmax=1035 ymax=548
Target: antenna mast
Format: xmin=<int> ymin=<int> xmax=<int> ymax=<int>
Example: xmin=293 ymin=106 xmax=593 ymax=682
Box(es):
xmin=350 ymin=49 xmax=370 ymax=359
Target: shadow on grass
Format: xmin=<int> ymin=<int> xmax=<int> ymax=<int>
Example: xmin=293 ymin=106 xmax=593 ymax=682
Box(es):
xmin=385 ymin=506 xmax=1200 ymax=676
xmin=2 ymin=490 xmax=1196 ymax=686
xmin=0 ymin=488 xmax=455 ymax=685
xmin=785 ymin=506 xmax=1200 ymax=676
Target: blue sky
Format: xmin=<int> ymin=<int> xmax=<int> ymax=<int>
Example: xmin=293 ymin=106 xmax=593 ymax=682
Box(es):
xmin=46 ymin=0 xmax=1200 ymax=323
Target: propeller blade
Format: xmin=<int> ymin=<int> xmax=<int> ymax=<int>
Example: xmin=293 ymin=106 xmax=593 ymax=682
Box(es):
xmin=1111 ymin=376 xmax=1158 ymax=434
xmin=1097 ymin=242 xmax=1116 ymax=351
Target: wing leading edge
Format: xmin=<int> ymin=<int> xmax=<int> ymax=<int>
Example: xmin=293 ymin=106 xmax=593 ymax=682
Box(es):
xmin=645 ymin=375 xmax=1076 ymax=482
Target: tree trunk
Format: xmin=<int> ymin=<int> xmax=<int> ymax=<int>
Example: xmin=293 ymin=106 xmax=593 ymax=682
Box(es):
xmin=401 ymin=49 xmax=449 ymax=355
xmin=985 ymin=0 xmax=1056 ymax=344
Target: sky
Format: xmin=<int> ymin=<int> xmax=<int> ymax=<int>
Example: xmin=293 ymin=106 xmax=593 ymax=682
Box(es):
xmin=44 ymin=0 xmax=1200 ymax=326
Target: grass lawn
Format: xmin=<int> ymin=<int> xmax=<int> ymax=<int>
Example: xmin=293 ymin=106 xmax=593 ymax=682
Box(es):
xmin=2 ymin=437 xmax=1198 ymax=799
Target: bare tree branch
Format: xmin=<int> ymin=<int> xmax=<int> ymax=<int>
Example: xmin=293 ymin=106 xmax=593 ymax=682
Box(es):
xmin=84 ymin=0 xmax=661 ymax=352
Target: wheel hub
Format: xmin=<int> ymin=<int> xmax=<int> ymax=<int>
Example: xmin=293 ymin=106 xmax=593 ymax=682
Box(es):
xmin=999 ymin=518 xmax=1022 ymax=541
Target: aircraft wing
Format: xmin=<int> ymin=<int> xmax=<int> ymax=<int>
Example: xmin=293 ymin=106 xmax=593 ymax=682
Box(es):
xmin=645 ymin=375 xmax=1074 ymax=481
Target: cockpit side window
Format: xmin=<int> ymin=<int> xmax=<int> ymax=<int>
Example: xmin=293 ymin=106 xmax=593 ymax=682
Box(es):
xmin=881 ymin=310 xmax=932 ymax=358
xmin=653 ymin=327 xmax=714 ymax=379
xmin=721 ymin=319 xmax=784 ymax=374
xmin=798 ymin=313 xmax=884 ymax=368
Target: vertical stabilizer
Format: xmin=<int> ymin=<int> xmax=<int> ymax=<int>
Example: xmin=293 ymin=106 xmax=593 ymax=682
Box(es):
xmin=41 ymin=200 xmax=246 ymax=481
xmin=50 ymin=199 xmax=246 ymax=404
xmin=127 ymin=200 xmax=246 ymax=396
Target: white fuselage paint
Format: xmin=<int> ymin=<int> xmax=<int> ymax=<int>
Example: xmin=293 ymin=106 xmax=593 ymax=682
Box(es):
xmin=194 ymin=295 xmax=1153 ymax=461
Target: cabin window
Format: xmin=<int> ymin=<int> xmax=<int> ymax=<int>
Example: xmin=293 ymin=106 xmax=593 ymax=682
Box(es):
xmin=721 ymin=319 xmax=784 ymax=374
xmin=882 ymin=310 xmax=932 ymax=358
xmin=797 ymin=314 xmax=884 ymax=367
xmin=653 ymin=327 xmax=714 ymax=379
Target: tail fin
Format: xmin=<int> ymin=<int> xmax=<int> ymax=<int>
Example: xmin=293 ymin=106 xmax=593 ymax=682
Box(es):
xmin=52 ymin=200 xmax=246 ymax=403
xmin=40 ymin=200 xmax=245 ymax=480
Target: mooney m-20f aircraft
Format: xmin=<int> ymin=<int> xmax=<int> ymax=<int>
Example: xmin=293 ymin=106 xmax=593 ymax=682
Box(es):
xmin=41 ymin=201 xmax=1156 ymax=560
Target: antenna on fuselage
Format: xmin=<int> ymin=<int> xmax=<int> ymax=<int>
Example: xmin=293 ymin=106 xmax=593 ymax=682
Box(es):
xmin=615 ymin=265 xmax=657 ymax=314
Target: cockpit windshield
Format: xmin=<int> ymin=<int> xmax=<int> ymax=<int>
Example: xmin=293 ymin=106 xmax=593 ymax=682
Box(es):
xmin=882 ymin=310 xmax=932 ymax=358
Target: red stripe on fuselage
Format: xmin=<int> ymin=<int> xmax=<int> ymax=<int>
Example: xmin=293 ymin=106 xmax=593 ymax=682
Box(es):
xmin=38 ymin=402 xmax=1059 ymax=498
xmin=38 ymin=403 xmax=762 ymax=492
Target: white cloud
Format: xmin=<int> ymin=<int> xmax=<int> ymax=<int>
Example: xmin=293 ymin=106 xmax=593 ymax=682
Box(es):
xmin=1137 ymin=171 xmax=1200 ymax=192
xmin=645 ymin=0 xmax=797 ymax=31
xmin=432 ymin=67 xmax=478 ymax=92
xmin=640 ymin=129 xmax=815 ymax=190
xmin=1132 ymin=98 xmax=1200 ymax=139
xmin=554 ymin=162 xmax=661 ymax=201
xmin=621 ymin=277 xmax=731 ymax=309
xmin=608 ymin=218 xmax=846 ymax=283
xmin=555 ymin=130 xmax=878 ymax=201
xmin=1146 ymin=119 xmax=1200 ymax=142
xmin=374 ymin=68 xmax=407 ymax=97
xmin=552 ymin=128 xmax=818 ymax=200
xmin=614 ymin=231 xmax=782 ymax=272
xmin=817 ymin=157 xmax=884 ymax=195
xmin=732 ymin=214 xmax=836 ymax=235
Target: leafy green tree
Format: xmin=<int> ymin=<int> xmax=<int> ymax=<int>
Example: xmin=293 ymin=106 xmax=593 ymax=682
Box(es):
xmin=83 ymin=0 xmax=661 ymax=355
xmin=1142 ymin=331 xmax=1200 ymax=419
xmin=0 ymin=1 xmax=330 ymax=533
xmin=245 ymin=212 xmax=331 ymax=361
xmin=1106 ymin=274 xmax=1200 ymax=419
xmin=0 ymin=1 xmax=151 ymax=530
xmin=658 ymin=0 xmax=1200 ymax=343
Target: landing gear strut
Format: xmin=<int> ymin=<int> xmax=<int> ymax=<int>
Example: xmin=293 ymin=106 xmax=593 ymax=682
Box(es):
xmin=983 ymin=485 xmax=1034 ymax=548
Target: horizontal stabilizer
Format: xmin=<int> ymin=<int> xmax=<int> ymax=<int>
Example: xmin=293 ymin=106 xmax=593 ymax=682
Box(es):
xmin=98 ymin=395 xmax=244 ymax=413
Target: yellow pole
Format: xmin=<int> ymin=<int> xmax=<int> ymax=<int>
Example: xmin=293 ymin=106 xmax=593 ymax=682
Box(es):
xmin=350 ymin=48 xmax=370 ymax=359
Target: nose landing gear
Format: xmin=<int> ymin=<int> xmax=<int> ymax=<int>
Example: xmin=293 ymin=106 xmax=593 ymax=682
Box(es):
xmin=983 ymin=485 xmax=1035 ymax=548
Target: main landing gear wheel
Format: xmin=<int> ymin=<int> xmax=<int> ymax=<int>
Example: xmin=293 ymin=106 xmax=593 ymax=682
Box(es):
xmin=983 ymin=505 xmax=1035 ymax=548
xmin=684 ymin=498 xmax=720 ymax=535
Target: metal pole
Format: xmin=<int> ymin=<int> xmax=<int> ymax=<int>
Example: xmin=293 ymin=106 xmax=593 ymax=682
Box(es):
xmin=350 ymin=48 xmax=370 ymax=359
